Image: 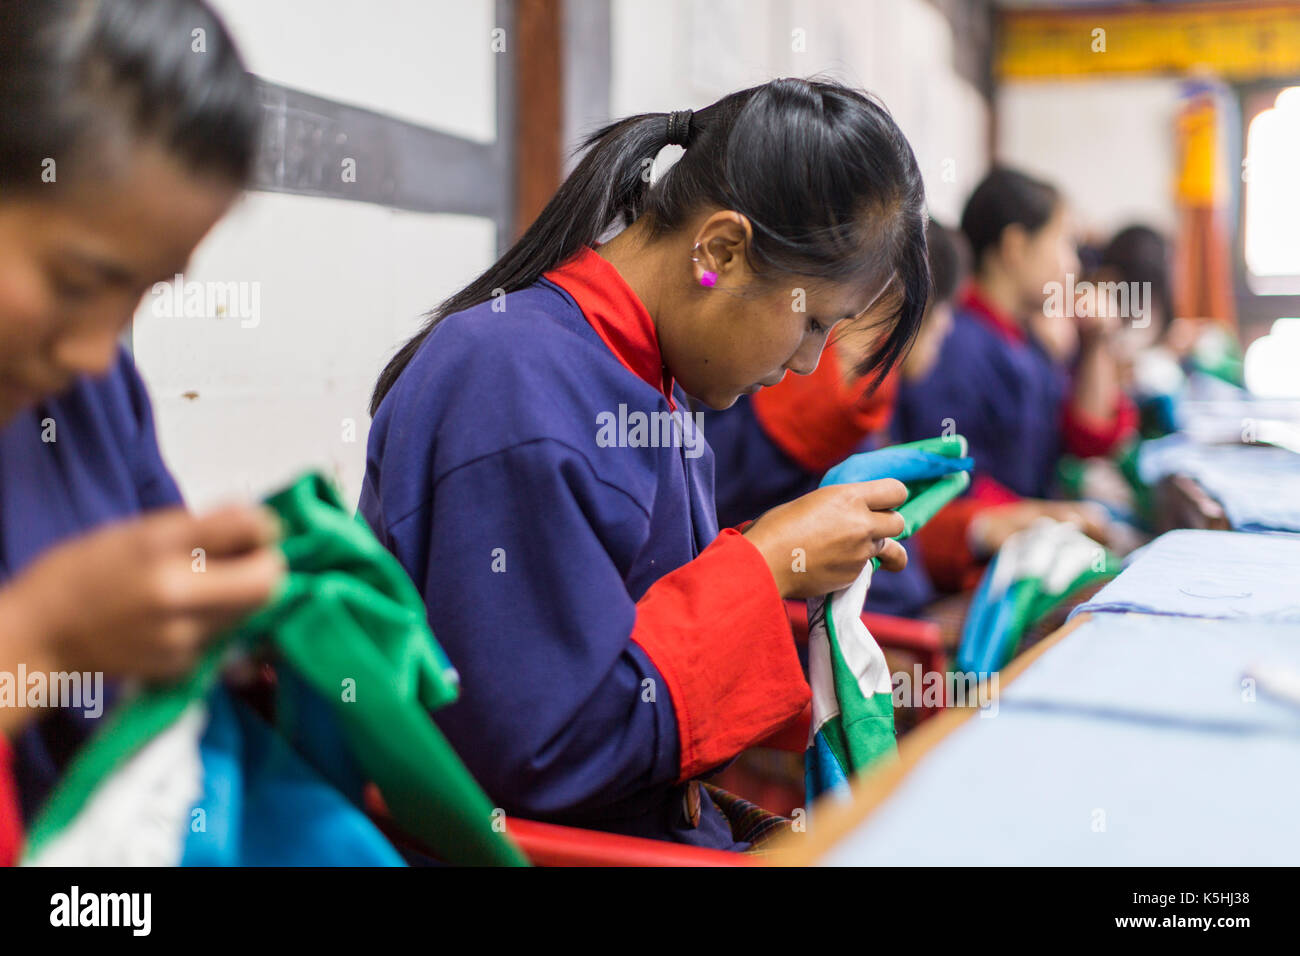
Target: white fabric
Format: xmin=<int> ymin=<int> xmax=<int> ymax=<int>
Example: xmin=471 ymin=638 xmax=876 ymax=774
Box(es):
xmin=25 ymin=705 xmax=206 ymax=867
xmin=807 ymin=562 xmax=890 ymax=745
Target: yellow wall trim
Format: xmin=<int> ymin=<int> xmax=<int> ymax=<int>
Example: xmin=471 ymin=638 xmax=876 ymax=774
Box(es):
xmin=998 ymin=2 xmax=1300 ymax=81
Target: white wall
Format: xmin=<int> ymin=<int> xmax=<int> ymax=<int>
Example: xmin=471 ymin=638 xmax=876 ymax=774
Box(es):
xmin=133 ymin=0 xmax=501 ymax=510
xmin=609 ymin=0 xmax=989 ymax=224
xmin=211 ymin=0 xmax=497 ymax=141
xmin=996 ymin=77 xmax=1185 ymax=239
xmin=133 ymin=0 xmax=986 ymax=510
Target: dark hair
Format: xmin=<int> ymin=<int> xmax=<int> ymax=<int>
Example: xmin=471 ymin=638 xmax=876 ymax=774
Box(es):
xmin=1101 ymin=224 xmax=1172 ymax=332
xmin=925 ymin=216 xmax=967 ymax=306
xmin=959 ymin=167 xmax=1061 ymax=269
xmin=0 ymin=0 xmax=259 ymax=191
xmin=371 ymin=77 xmax=929 ymax=414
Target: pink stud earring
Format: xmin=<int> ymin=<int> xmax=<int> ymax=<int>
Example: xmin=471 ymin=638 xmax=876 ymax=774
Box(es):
xmin=692 ymin=243 xmax=717 ymax=288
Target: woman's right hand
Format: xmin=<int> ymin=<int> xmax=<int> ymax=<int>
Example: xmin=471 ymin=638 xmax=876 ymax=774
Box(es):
xmin=0 ymin=505 xmax=284 ymax=682
xmin=743 ymin=480 xmax=908 ymax=599
xmin=968 ymin=499 xmax=1111 ymax=557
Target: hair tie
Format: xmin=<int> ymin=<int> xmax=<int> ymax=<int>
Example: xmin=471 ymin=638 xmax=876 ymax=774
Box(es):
xmin=665 ymin=110 xmax=693 ymax=147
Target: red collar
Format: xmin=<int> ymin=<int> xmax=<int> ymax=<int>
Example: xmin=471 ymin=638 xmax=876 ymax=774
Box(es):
xmin=544 ymin=247 xmax=676 ymax=407
xmin=959 ymin=283 xmax=1026 ymax=345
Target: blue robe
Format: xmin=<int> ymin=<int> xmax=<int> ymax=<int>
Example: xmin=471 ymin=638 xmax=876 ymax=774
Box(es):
xmin=893 ymin=301 xmax=1069 ymax=500
xmin=0 ymin=347 xmax=182 ymax=818
xmin=360 ymin=248 xmax=809 ymax=849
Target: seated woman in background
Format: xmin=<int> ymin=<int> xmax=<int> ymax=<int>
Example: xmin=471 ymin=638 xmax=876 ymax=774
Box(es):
xmin=361 ymin=79 xmax=929 ymax=850
xmin=893 ymin=168 xmax=1133 ymax=593
xmin=1093 ymin=224 xmax=1233 ymax=431
xmin=0 ymin=0 xmax=284 ymax=864
xmin=708 ymin=217 xmax=968 ymax=618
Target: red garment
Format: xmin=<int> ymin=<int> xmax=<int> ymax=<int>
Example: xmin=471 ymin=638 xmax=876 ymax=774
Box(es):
xmin=545 ymin=246 xmax=677 ymax=408
xmin=957 ymin=285 xmax=1026 ymax=345
xmin=546 ymin=248 xmax=809 ymax=781
xmin=0 ymin=734 xmax=21 ymax=866
xmin=631 ymin=530 xmax=810 ymax=781
xmin=1062 ymin=393 xmax=1138 ymax=459
xmin=752 ymin=337 xmax=900 ymax=474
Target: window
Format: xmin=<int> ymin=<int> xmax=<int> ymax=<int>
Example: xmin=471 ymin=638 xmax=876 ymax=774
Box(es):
xmin=1243 ymin=86 xmax=1300 ymax=294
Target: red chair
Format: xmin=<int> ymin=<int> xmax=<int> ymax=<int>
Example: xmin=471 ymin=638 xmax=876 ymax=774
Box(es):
xmin=368 ymin=604 xmax=943 ymax=866
xmin=364 ymin=784 xmax=757 ymax=867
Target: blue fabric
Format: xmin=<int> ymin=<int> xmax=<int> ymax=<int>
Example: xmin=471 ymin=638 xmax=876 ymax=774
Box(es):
xmin=1138 ymin=433 xmax=1300 ymax=533
xmin=806 ymin=732 xmax=850 ymax=801
xmin=1002 ymin=614 xmax=1300 ymax=732
xmin=820 ymin=445 xmax=973 ymax=488
xmin=823 ymin=611 xmax=1300 ymax=866
xmin=0 ymin=347 xmax=182 ymax=818
xmin=862 ymin=537 xmax=935 ymax=618
xmin=962 ymin=581 xmax=1021 ymax=677
xmin=360 ymin=279 xmax=738 ymax=849
xmin=893 ymin=307 xmax=1069 ymax=499
xmin=953 ymin=550 xmax=1002 ymax=674
xmin=820 ymin=704 xmax=1300 ymax=865
xmin=1073 ymin=529 xmax=1300 ymax=622
xmin=183 ymin=690 xmax=405 ymax=866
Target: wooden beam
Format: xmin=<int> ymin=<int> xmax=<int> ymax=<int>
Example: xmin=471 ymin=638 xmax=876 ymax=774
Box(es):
xmin=512 ymin=0 xmax=564 ymax=240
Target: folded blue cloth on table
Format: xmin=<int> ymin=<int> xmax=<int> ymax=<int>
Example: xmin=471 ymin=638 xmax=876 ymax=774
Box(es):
xmin=819 ymin=706 xmax=1300 ymax=866
xmin=1071 ymin=529 xmax=1300 ymax=622
xmin=1001 ymin=614 xmax=1300 ymax=733
xmin=1139 ymin=434 xmax=1300 ymax=533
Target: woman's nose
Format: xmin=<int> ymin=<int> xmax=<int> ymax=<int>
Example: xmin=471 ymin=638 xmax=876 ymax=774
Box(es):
xmin=51 ymin=324 xmax=121 ymax=378
xmin=787 ymin=336 xmax=828 ymax=377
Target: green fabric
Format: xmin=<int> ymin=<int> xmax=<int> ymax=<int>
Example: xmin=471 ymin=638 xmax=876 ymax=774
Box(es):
xmin=895 ymin=435 xmax=973 ymax=538
xmin=809 ymin=435 xmax=973 ymax=793
xmin=989 ymin=548 xmax=1122 ymax=672
xmin=825 ymin=612 xmax=897 ymax=770
xmin=864 ymin=435 xmax=973 ymax=567
xmin=24 ymin=473 xmax=527 ymax=867
xmin=1057 ymin=439 xmax=1154 ymax=530
xmin=1191 ymin=331 xmax=1245 ymax=387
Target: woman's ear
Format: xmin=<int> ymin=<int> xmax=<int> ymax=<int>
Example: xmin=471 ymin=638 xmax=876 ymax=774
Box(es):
xmin=999 ymin=222 xmax=1029 ymax=270
xmin=692 ymin=210 xmax=753 ymax=280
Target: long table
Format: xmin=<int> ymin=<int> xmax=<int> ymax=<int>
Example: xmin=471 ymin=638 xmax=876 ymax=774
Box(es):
xmin=773 ymin=529 xmax=1300 ymax=866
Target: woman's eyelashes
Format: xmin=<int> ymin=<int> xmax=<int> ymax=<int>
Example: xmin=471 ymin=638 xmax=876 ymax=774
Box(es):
xmin=51 ymin=273 xmax=99 ymax=304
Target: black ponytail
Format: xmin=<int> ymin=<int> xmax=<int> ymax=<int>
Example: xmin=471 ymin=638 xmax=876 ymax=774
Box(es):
xmin=0 ymin=0 xmax=259 ymax=190
xmin=372 ymin=77 xmax=929 ymax=414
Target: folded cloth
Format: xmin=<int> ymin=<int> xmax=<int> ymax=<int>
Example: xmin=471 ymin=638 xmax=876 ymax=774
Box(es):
xmin=955 ymin=519 xmax=1120 ymax=677
xmin=1138 ymin=433 xmax=1300 ymax=533
xmin=1071 ymin=528 xmax=1300 ymax=622
xmin=806 ymin=437 xmax=972 ymax=803
xmin=22 ymin=473 xmax=526 ymax=867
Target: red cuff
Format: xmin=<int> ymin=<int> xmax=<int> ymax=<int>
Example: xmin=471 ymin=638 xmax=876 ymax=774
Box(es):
xmin=756 ymin=701 xmax=812 ymax=753
xmin=629 ymin=529 xmax=810 ymax=782
xmin=0 ymin=735 xmax=20 ymax=867
xmin=751 ymin=341 xmax=899 ymax=474
xmin=1061 ymin=393 xmax=1138 ymax=459
xmin=915 ymin=476 xmax=1021 ymax=593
